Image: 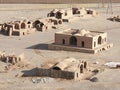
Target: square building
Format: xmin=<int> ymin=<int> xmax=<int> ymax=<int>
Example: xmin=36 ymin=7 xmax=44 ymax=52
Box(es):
xmin=48 ymin=29 xmax=113 ymax=54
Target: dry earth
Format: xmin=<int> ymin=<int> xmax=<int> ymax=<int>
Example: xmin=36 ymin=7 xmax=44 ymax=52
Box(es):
xmin=0 ymin=4 xmax=120 ymax=90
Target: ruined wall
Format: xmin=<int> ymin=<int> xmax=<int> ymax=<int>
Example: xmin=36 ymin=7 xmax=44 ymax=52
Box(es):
xmin=36 ymin=68 xmax=75 ymax=80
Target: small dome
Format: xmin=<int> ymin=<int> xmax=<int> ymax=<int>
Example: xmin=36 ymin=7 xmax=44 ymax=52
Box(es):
xmin=84 ymin=34 xmax=92 ymax=37
xmin=59 ymin=9 xmax=65 ymax=13
xmin=79 ymin=29 xmax=90 ymax=36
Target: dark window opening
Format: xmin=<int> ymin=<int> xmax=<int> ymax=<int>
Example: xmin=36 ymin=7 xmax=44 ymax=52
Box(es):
xmin=98 ymin=36 xmax=102 ymax=44
xmin=65 ymin=12 xmax=67 ymax=16
xmin=52 ymin=67 xmax=61 ymax=70
xmin=80 ymin=64 xmax=84 ymax=73
xmin=62 ymin=39 xmax=65 ymax=45
xmin=84 ymin=62 xmax=87 ymax=69
xmin=15 ymin=24 xmax=19 ymax=29
xmin=94 ymin=42 xmax=96 ymax=47
xmin=50 ymin=13 xmax=55 ymax=17
xmin=56 ymin=12 xmax=62 ymax=19
xmin=70 ymin=36 xmax=77 ymax=46
xmin=77 ymin=73 xmax=79 ymax=77
xmin=82 ymin=41 xmax=84 ymax=47
xmin=27 ymin=22 xmax=31 ymax=24
xmin=21 ymin=23 xmax=26 ymax=29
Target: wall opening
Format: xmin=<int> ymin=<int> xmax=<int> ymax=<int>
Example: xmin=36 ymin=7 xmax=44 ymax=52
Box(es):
xmin=58 ymin=20 xmax=62 ymax=24
xmin=27 ymin=21 xmax=31 ymax=24
xmin=84 ymin=62 xmax=87 ymax=69
xmin=70 ymin=36 xmax=77 ymax=46
xmin=94 ymin=42 xmax=96 ymax=47
xmin=15 ymin=23 xmax=19 ymax=30
xmin=50 ymin=12 xmax=55 ymax=17
xmin=98 ymin=36 xmax=102 ymax=45
xmin=34 ymin=20 xmax=40 ymax=28
xmin=65 ymin=12 xmax=67 ymax=16
xmin=80 ymin=64 xmax=84 ymax=73
xmin=62 ymin=39 xmax=65 ymax=45
xmin=52 ymin=67 xmax=61 ymax=70
xmin=77 ymin=73 xmax=79 ymax=77
xmin=82 ymin=41 xmax=84 ymax=47
xmin=21 ymin=23 xmax=26 ymax=29
xmin=56 ymin=12 xmax=62 ymax=19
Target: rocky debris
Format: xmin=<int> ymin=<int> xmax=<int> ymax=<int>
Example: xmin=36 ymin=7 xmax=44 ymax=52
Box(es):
xmin=31 ymin=77 xmax=55 ymax=84
xmin=104 ymin=62 xmax=120 ymax=68
xmin=90 ymin=77 xmax=98 ymax=82
xmin=92 ymin=69 xmax=99 ymax=74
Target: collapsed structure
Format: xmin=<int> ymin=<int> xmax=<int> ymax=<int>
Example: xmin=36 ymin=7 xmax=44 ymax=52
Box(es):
xmin=0 ymin=8 xmax=98 ymax=36
xmin=0 ymin=51 xmax=24 ymax=65
xmin=34 ymin=17 xmax=63 ymax=31
xmin=107 ymin=15 xmax=120 ymax=22
xmin=48 ymin=29 xmax=113 ymax=54
xmin=0 ymin=19 xmax=36 ymax=36
xmin=0 ymin=17 xmax=64 ymax=36
xmin=35 ymin=58 xmax=88 ymax=80
xmin=47 ymin=8 xmax=98 ymax=22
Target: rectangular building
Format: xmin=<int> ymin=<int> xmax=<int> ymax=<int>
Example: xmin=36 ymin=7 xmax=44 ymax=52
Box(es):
xmin=48 ymin=29 xmax=113 ymax=54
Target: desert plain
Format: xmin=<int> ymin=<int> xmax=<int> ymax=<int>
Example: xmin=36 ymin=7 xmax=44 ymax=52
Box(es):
xmin=0 ymin=3 xmax=120 ymax=90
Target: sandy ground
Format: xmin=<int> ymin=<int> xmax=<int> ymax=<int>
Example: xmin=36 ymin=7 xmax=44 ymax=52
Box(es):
xmin=0 ymin=4 xmax=120 ymax=90
xmin=0 ymin=0 xmax=120 ymax=4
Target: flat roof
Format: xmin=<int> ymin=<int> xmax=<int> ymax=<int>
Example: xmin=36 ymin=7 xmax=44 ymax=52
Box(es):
xmin=56 ymin=29 xmax=105 ymax=37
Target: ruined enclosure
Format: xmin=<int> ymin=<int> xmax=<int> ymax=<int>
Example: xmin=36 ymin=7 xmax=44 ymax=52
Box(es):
xmin=48 ymin=29 xmax=113 ymax=54
xmin=48 ymin=8 xmax=73 ymax=19
xmin=33 ymin=58 xmax=88 ymax=80
xmin=48 ymin=8 xmax=98 ymax=20
xmin=47 ymin=8 xmax=98 ymax=23
xmin=0 ymin=19 xmax=35 ymax=36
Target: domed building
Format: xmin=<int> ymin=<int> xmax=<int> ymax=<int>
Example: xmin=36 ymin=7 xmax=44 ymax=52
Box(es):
xmin=48 ymin=28 xmax=113 ymax=54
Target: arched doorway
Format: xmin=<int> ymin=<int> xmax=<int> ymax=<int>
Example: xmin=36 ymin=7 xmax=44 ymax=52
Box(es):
xmin=50 ymin=12 xmax=55 ymax=17
xmin=21 ymin=23 xmax=26 ymax=29
xmin=34 ymin=20 xmax=40 ymax=28
xmin=52 ymin=67 xmax=61 ymax=70
xmin=58 ymin=20 xmax=62 ymax=24
xmin=98 ymin=36 xmax=102 ymax=44
xmin=84 ymin=61 xmax=87 ymax=69
xmin=56 ymin=12 xmax=62 ymax=19
xmin=62 ymin=39 xmax=65 ymax=45
xmin=70 ymin=36 xmax=77 ymax=46
xmin=80 ymin=64 xmax=84 ymax=73
xmin=14 ymin=23 xmax=19 ymax=30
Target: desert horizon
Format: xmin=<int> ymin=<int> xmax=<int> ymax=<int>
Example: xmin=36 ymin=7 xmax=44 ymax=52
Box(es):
xmin=0 ymin=0 xmax=119 ymax=4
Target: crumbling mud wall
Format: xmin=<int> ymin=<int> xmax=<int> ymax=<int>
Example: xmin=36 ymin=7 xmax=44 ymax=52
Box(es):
xmin=36 ymin=68 xmax=75 ymax=80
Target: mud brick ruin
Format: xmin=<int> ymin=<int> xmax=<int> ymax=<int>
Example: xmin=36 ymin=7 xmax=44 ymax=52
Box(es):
xmin=0 ymin=19 xmax=36 ymax=36
xmin=34 ymin=17 xmax=63 ymax=31
xmin=36 ymin=58 xmax=88 ymax=80
xmin=0 ymin=8 xmax=98 ymax=36
xmin=47 ymin=8 xmax=98 ymax=22
xmin=48 ymin=29 xmax=113 ymax=54
xmin=0 ymin=51 xmax=24 ymax=65
xmin=107 ymin=15 xmax=120 ymax=22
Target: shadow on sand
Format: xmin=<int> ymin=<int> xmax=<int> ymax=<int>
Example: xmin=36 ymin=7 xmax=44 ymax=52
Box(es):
xmin=22 ymin=68 xmax=38 ymax=77
xmin=26 ymin=43 xmax=48 ymax=50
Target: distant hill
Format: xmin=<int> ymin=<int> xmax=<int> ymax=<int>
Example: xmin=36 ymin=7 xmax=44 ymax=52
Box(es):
xmin=0 ymin=0 xmax=119 ymax=4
